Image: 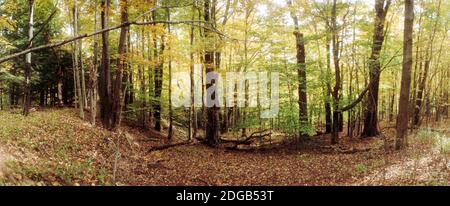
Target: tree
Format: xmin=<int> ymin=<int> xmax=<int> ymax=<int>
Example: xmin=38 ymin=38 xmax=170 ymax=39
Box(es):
xmin=412 ymin=0 xmax=442 ymax=128
xmin=90 ymin=0 xmax=99 ymax=126
xmin=23 ymin=0 xmax=34 ymax=116
xmin=396 ymin=0 xmax=414 ymax=150
xmin=73 ymin=0 xmax=84 ymax=120
xmin=361 ymin=0 xmax=391 ymax=137
xmin=330 ymin=0 xmax=341 ymax=144
xmin=111 ymin=0 xmax=129 ymax=130
xmin=204 ymin=0 xmax=220 ymax=146
xmin=99 ymin=0 xmax=112 ymax=129
xmin=287 ymin=0 xmax=308 ymax=138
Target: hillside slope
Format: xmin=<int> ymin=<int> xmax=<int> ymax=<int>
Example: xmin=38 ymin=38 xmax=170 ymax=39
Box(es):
xmin=0 ymin=109 xmax=448 ymax=186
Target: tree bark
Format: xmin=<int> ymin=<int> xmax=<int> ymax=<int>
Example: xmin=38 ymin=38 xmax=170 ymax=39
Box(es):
xmin=99 ymin=0 xmax=112 ymax=129
xmin=73 ymin=0 xmax=84 ymax=120
xmin=111 ymin=0 xmax=129 ymax=130
xmin=412 ymin=0 xmax=441 ymax=127
xmin=166 ymin=7 xmax=173 ymax=140
xmin=287 ymin=0 xmax=308 ymax=137
xmin=23 ymin=0 xmax=34 ymax=116
xmin=90 ymin=1 xmax=99 ymax=126
xmin=396 ymin=0 xmax=414 ymax=150
xmin=331 ymin=0 xmax=340 ymax=145
xmin=204 ymin=0 xmax=220 ymax=147
xmin=362 ymin=0 xmax=391 ymax=138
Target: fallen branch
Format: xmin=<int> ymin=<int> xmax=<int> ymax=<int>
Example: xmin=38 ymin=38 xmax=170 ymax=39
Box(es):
xmin=220 ymin=129 xmax=272 ymax=145
xmin=147 ymin=141 xmax=192 ymax=153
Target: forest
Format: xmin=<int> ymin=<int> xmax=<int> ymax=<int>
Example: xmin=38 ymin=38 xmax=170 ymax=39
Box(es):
xmin=0 ymin=0 xmax=449 ymax=186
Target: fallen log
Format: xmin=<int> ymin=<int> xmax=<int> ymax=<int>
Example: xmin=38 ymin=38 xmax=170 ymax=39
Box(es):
xmin=147 ymin=141 xmax=192 ymax=153
xmin=220 ymin=130 xmax=272 ymax=145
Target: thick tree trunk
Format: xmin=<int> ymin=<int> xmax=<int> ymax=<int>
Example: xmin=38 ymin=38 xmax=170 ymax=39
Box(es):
xmin=362 ymin=0 xmax=391 ymax=138
xmin=396 ymin=0 xmax=414 ymax=150
xmin=204 ymin=0 xmax=220 ymax=147
xmin=99 ymin=0 xmax=112 ymax=129
xmin=287 ymin=0 xmax=308 ymax=137
xmin=110 ymin=0 xmax=128 ymax=130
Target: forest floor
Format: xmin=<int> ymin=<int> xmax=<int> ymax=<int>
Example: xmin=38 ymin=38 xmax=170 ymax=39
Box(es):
xmin=0 ymin=108 xmax=448 ymax=186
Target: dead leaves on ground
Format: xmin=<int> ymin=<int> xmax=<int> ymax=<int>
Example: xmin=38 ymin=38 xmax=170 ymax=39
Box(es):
xmin=0 ymin=109 xmax=448 ymax=186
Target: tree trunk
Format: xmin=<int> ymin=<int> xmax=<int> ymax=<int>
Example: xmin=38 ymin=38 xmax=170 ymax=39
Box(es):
xmin=111 ymin=0 xmax=128 ymax=130
xmin=325 ymin=36 xmax=332 ymax=134
xmin=166 ymin=7 xmax=173 ymax=140
xmin=413 ymin=0 xmax=441 ymax=127
xmin=189 ymin=4 xmax=196 ymax=140
xmin=331 ymin=0 xmax=340 ymax=145
xmin=90 ymin=1 xmax=99 ymax=126
xmin=153 ymin=39 xmax=164 ymax=132
xmin=362 ymin=0 xmax=391 ymax=138
xmin=73 ymin=0 xmax=84 ymax=120
xmin=99 ymin=0 xmax=112 ymax=129
xmin=396 ymin=0 xmax=414 ymax=150
xmin=287 ymin=0 xmax=308 ymax=137
xmin=204 ymin=0 xmax=220 ymax=147
xmin=23 ymin=0 xmax=34 ymax=116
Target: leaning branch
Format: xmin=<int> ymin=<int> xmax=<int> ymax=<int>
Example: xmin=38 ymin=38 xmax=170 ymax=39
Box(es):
xmin=339 ymin=85 xmax=370 ymax=112
xmin=0 ymin=20 xmax=220 ymax=64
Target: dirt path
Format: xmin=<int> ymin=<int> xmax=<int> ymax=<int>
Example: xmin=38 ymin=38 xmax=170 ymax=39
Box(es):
xmin=358 ymin=131 xmax=449 ymax=185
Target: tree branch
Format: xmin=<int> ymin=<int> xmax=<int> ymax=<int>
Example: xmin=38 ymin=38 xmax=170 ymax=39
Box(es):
xmin=0 ymin=20 xmax=222 ymax=64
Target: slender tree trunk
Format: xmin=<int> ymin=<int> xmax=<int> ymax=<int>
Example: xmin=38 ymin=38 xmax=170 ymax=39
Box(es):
xmin=153 ymin=39 xmax=164 ymax=132
xmin=325 ymin=36 xmax=332 ymax=134
xmin=90 ymin=1 xmax=99 ymax=126
xmin=0 ymin=89 xmax=3 ymax=110
xmin=166 ymin=7 xmax=173 ymax=140
xmin=362 ymin=0 xmax=391 ymax=137
xmin=413 ymin=0 xmax=441 ymax=127
xmin=331 ymin=0 xmax=340 ymax=144
xmin=23 ymin=0 xmax=34 ymax=116
xmin=189 ymin=4 xmax=196 ymax=140
xmin=73 ymin=0 xmax=84 ymax=119
xmin=396 ymin=0 xmax=414 ymax=150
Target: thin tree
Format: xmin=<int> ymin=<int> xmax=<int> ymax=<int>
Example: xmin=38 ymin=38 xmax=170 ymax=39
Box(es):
xmin=73 ymin=0 xmax=84 ymax=119
xmin=331 ymin=0 xmax=341 ymax=144
xmin=166 ymin=6 xmax=173 ymax=140
xmin=23 ymin=0 xmax=34 ymax=116
xmin=90 ymin=0 xmax=99 ymax=126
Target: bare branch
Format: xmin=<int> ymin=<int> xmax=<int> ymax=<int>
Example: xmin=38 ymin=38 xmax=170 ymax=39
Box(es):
xmin=0 ymin=20 xmax=225 ymax=64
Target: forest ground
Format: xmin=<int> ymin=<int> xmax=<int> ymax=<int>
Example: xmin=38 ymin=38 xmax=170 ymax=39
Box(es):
xmin=0 ymin=108 xmax=448 ymax=186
